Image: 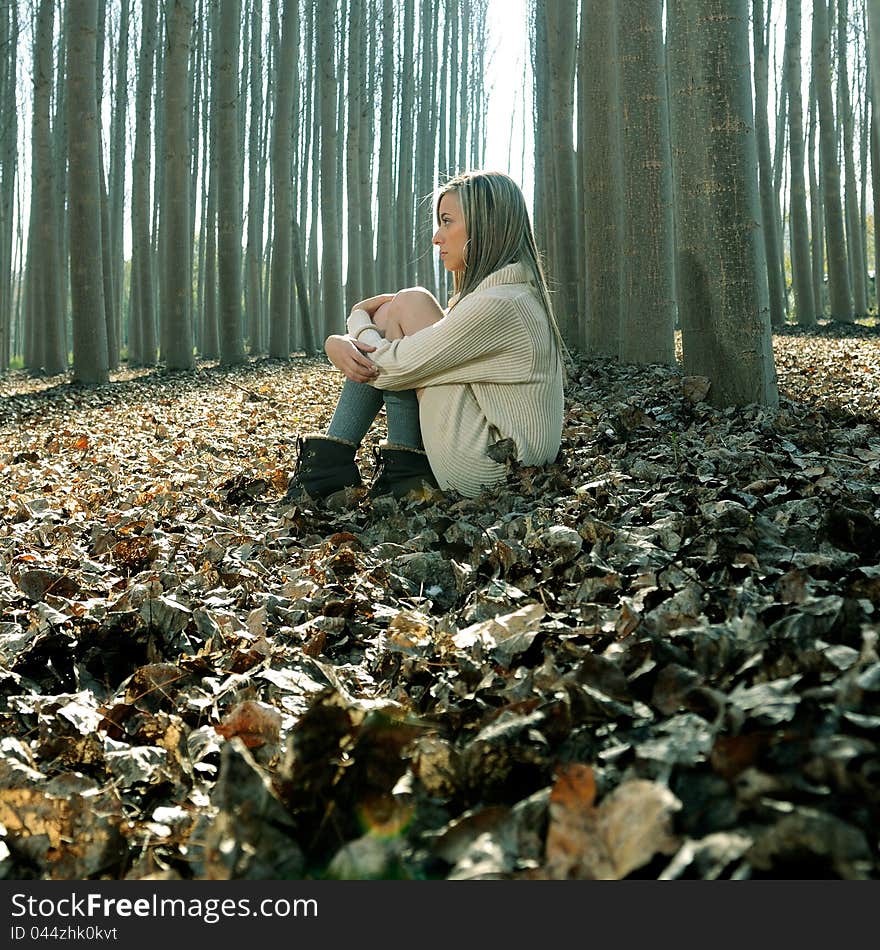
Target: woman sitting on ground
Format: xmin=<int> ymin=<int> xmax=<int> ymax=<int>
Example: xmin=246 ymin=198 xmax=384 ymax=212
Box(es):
xmin=283 ymin=169 xmax=567 ymax=504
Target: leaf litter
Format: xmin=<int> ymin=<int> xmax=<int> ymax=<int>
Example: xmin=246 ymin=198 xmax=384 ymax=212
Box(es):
xmin=0 ymin=323 xmax=878 ymax=881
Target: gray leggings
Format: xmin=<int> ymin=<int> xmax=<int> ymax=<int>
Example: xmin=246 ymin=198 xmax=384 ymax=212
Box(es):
xmin=326 ymin=379 xmax=423 ymax=448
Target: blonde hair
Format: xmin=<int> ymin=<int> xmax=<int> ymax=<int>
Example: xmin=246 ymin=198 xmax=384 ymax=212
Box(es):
xmin=435 ymin=170 xmax=568 ymax=371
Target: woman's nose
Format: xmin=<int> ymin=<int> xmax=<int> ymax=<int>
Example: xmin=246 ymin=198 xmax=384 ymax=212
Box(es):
xmin=432 ymin=229 xmax=442 ymax=244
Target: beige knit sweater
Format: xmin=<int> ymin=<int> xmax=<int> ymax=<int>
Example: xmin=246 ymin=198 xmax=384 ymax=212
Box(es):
xmin=346 ymin=262 xmax=564 ymax=498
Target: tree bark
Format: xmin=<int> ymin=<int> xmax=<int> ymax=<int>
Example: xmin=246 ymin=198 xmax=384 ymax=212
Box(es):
xmin=161 ymin=0 xmax=195 ymax=369
xmin=215 ymin=0 xmax=245 ymax=363
xmin=345 ymin=0 xmax=365 ymax=308
xmin=784 ymin=0 xmax=817 ymax=326
xmin=541 ymin=0 xmax=581 ymax=347
xmin=29 ymin=0 xmax=67 ymax=375
xmin=754 ymin=0 xmax=787 ymax=329
xmin=318 ymin=0 xmax=343 ymax=338
xmin=0 ymin=1 xmax=18 ymax=369
xmin=812 ymin=0 xmax=854 ymax=320
xmin=837 ymin=0 xmax=868 ymax=315
xmin=617 ymin=0 xmax=676 ymax=365
xmin=245 ymin=0 xmax=266 ymax=355
xmin=376 ymin=0 xmax=396 ymax=291
xmin=67 ymin=0 xmax=109 ymax=384
xmin=268 ymin=0 xmax=296 ymax=357
xmin=668 ymin=0 xmax=778 ymax=407
xmin=580 ymin=0 xmax=623 ymax=358
xmin=131 ymin=0 xmax=157 ymax=366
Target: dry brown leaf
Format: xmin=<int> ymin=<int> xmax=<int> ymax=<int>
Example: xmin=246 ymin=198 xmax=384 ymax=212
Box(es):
xmin=544 ymin=765 xmax=680 ymax=880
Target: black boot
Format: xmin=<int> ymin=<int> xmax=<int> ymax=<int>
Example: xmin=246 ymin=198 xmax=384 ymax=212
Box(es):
xmin=281 ymin=434 xmax=362 ymax=504
xmin=369 ymin=442 xmax=440 ymax=499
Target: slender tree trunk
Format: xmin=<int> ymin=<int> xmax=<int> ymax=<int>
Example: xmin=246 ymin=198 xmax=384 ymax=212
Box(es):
xmin=813 ymin=0 xmax=854 ymax=320
xmin=268 ymin=0 xmax=296 ymax=357
xmin=376 ymin=0 xmax=396 ymax=291
xmin=808 ymin=73 xmax=826 ymax=315
xmin=771 ymin=62 xmax=789 ymax=316
xmin=109 ymin=0 xmax=130 ymax=364
xmin=94 ymin=0 xmax=117 ymax=369
xmin=307 ymin=2 xmax=320 ymax=332
xmin=581 ymin=0 xmax=623 ymax=358
xmin=837 ymin=0 xmax=868 ymax=315
xmin=30 ymin=0 xmax=67 ymax=376
xmin=415 ymin=0 xmax=438 ymax=291
xmin=359 ymin=0 xmax=377 ymax=294
xmin=245 ymin=0 xmax=265 ymax=355
xmin=190 ymin=0 xmax=205 ymax=350
xmin=617 ymin=0 xmax=676 ymax=365
xmin=531 ymin=0 xmax=548 ymax=292
xmin=459 ymin=1 xmax=470 ymax=172
xmin=668 ymin=0 xmax=778 ymax=407
xmin=161 ymin=0 xmax=195 ymax=369
xmin=397 ymin=0 xmax=416 ymax=287
xmin=318 ymin=0 xmax=343 ymax=337
xmin=541 ymin=0 xmax=581 ymax=347
xmin=131 ymin=0 xmax=157 ymax=365
xmin=54 ymin=2 xmax=70 ymax=340
xmin=67 ymin=0 xmax=109 ymax=384
xmin=873 ymin=109 xmax=880 ymax=309
xmin=0 ymin=1 xmax=18 ymax=370
xmin=754 ymin=0 xmax=787 ymax=329
xmin=346 ymin=0 xmax=365 ymax=308
xmin=785 ymin=0 xmax=817 ymax=326
xmin=216 ymin=0 xmax=245 ymax=363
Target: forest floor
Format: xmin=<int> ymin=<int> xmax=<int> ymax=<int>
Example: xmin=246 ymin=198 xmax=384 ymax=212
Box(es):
xmin=0 ymin=320 xmax=879 ymax=881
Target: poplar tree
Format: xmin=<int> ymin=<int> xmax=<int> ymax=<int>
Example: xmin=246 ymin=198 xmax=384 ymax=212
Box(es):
xmin=668 ymin=0 xmax=778 ymax=407
xmin=67 ymin=0 xmax=109 ymax=384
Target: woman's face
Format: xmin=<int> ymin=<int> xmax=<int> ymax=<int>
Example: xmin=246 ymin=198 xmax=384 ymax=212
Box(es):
xmin=433 ymin=191 xmax=467 ymax=272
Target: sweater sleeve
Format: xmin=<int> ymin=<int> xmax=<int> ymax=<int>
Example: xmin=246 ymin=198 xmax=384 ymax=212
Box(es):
xmin=367 ymin=289 xmax=535 ymax=391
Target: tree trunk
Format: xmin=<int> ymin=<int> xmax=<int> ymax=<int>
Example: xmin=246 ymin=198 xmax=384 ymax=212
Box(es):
xmin=837 ymin=0 xmax=868 ymax=315
xmin=668 ymin=0 xmax=778 ymax=407
xmin=617 ymin=0 xmax=676 ymax=365
xmin=580 ymin=0 xmax=623 ymax=358
xmin=30 ymin=0 xmax=67 ymax=376
xmin=161 ymin=0 xmax=195 ymax=369
xmin=94 ymin=0 xmax=117 ymax=369
xmin=813 ymin=0 xmax=854 ymax=320
xmin=67 ymin=0 xmax=109 ymax=384
xmin=268 ymin=0 xmax=296 ymax=357
xmin=131 ymin=0 xmax=157 ymax=366
xmin=784 ymin=0 xmax=817 ymax=326
xmin=376 ymin=0 xmax=396 ymax=291
xmin=109 ymin=0 xmax=129 ymax=365
xmin=246 ymin=0 xmax=266 ymax=355
xmin=345 ymin=0 xmax=365 ymax=308
xmin=318 ymin=0 xmax=343 ymax=338
xmin=215 ymin=0 xmax=245 ymax=363
xmin=754 ymin=0 xmax=787 ymax=329
xmin=0 ymin=1 xmax=18 ymax=369
xmin=540 ymin=0 xmax=581 ymax=347
xmin=807 ymin=72 xmax=826 ymax=315
xmin=397 ymin=0 xmax=416 ymax=287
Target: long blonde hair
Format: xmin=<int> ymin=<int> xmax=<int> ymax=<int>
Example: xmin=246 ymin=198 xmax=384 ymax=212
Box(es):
xmin=435 ymin=170 xmax=568 ymax=370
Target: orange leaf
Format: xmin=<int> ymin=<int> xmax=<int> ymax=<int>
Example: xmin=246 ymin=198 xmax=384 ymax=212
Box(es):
xmin=215 ymin=700 xmax=282 ymax=749
xmin=549 ymin=762 xmax=596 ymax=810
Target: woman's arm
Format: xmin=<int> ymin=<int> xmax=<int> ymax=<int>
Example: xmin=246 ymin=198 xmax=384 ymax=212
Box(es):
xmin=367 ymin=290 xmax=536 ymax=391
xmin=352 ymin=293 xmax=396 ymax=317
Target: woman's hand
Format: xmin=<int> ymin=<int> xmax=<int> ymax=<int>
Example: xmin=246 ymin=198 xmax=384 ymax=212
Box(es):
xmin=353 ymin=293 xmax=395 ymax=317
xmin=325 ymin=334 xmax=380 ymax=384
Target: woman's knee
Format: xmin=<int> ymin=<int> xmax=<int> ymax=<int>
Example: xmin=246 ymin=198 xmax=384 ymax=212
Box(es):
xmin=387 ymin=287 xmax=444 ymax=335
